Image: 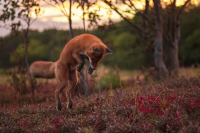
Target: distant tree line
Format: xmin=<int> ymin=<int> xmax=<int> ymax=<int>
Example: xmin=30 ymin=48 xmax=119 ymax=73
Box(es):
xmin=0 ymin=5 xmax=200 ymax=71
xmin=0 ymin=0 xmax=200 ymax=78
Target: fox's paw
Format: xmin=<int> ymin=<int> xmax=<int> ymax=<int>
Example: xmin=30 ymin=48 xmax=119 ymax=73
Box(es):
xmin=88 ymin=66 xmax=93 ymax=75
xmin=77 ymin=65 xmax=83 ymax=72
xmin=57 ymin=102 xmax=62 ymax=111
xmin=68 ymin=100 xmax=73 ymax=109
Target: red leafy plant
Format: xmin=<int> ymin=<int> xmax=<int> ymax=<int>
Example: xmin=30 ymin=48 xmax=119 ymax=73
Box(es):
xmin=0 ymin=77 xmax=200 ymax=132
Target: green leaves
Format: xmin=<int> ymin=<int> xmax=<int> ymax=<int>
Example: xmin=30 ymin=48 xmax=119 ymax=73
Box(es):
xmin=11 ymin=9 xmax=15 ymax=15
xmin=0 ymin=0 xmax=41 ymax=31
xmin=11 ymin=16 xmax=15 ymax=20
xmin=179 ymin=6 xmax=200 ymax=66
xmin=114 ymin=32 xmax=136 ymax=49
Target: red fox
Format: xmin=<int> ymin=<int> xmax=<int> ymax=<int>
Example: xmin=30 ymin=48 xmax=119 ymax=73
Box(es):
xmin=30 ymin=34 xmax=112 ymax=111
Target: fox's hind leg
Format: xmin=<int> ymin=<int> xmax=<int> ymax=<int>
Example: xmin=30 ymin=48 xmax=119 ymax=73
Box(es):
xmin=66 ymin=70 xmax=78 ymax=109
xmin=55 ymin=82 xmax=67 ymax=111
xmin=55 ymin=66 xmax=69 ymax=111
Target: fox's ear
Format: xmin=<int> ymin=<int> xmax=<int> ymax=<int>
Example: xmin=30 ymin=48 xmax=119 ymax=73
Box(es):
xmin=92 ymin=48 xmax=101 ymax=54
xmin=105 ymin=48 xmax=112 ymax=54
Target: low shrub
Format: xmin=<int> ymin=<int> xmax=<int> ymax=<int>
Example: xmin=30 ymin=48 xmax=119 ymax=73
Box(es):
xmin=95 ymin=70 xmax=121 ymax=90
xmin=0 ymin=77 xmax=200 ymax=132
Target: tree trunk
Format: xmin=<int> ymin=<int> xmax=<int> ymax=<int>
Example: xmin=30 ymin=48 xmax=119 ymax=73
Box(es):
xmin=69 ymin=0 xmax=74 ymax=39
xmin=52 ymin=38 xmax=56 ymax=62
xmin=153 ymin=0 xmax=168 ymax=79
xmin=168 ymin=42 xmax=179 ymax=76
xmin=82 ymin=0 xmax=86 ymax=33
xmin=24 ymin=32 xmax=34 ymax=96
xmin=80 ymin=70 xmax=87 ymax=95
xmin=142 ymin=0 xmax=154 ymax=67
xmin=168 ymin=20 xmax=180 ymax=76
xmin=68 ymin=0 xmax=87 ymax=95
xmin=167 ymin=0 xmax=180 ymax=76
xmin=23 ymin=15 xmax=34 ymax=96
xmin=81 ymin=0 xmax=87 ymax=95
xmin=142 ymin=0 xmax=149 ymax=44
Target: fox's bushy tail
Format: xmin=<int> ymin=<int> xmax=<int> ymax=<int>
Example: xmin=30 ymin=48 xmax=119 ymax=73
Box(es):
xmin=30 ymin=61 xmax=56 ymax=79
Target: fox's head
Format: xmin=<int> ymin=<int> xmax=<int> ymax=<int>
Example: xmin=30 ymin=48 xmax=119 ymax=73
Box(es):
xmin=84 ymin=43 xmax=112 ymax=74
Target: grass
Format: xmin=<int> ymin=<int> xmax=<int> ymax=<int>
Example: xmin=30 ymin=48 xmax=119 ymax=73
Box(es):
xmin=0 ymin=75 xmax=9 ymax=85
xmin=0 ymin=76 xmax=200 ymax=132
xmin=0 ymin=66 xmax=199 ymax=132
xmin=179 ymin=67 xmax=200 ymax=77
xmin=0 ymin=66 xmax=199 ymax=85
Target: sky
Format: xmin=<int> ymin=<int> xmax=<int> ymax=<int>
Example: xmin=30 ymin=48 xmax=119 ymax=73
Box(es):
xmin=0 ymin=1 xmax=124 ymax=37
xmin=0 ymin=0 xmax=199 ymax=37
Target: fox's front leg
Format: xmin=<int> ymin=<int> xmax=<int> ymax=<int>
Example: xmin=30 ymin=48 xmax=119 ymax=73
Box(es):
xmin=78 ymin=52 xmax=94 ymax=75
xmin=72 ymin=54 xmax=85 ymax=72
xmin=77 ymin=56 xmax=85 ymax=72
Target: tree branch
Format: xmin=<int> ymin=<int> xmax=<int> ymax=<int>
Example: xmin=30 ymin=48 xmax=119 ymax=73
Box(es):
xmin=44 ymin=0 xmax=69 ymax=18
xmin=103 ymin=1 xmax=148 ymax=35
xmin=177 ymin=0 xmax=190 ymax=18
xmin=127 ymin=0 xmax=155 ymax=32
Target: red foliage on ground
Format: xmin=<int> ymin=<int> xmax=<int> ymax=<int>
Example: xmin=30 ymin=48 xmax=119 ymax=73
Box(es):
xmin=0 ymin=77 xmax=200 ymax=132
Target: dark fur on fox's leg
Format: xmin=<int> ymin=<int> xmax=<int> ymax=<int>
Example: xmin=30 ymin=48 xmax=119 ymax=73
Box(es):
xmin=88 ymin=66 xmax=93 ymax=75
xmin=57 ymin=101 xmax=62 ymax=111
xmin=77 ymin=57 xmax=85 ymax=72
xmin=68 ymin=99 xmax=73 ymax=109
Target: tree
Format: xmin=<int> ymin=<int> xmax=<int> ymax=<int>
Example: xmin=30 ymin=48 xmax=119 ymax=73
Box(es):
xmin=0 ymin=0 xmax=43 ymax=95
xmin=74 ymin=0 xmax=101 ymax=94
xmin=76 ymin=0 xmax=87 ymax=95
xmin=102 ymin=0 xmax=168 ymax=78
xmin=45 ymin=0 xmax=89 ymax=95
xmin=102 ymin=0 xmax=191 ymax=78
xmin=45 ymin=0 xmax=74 ymax=39
xmin=164 ymin=0 xmax=190 ymax=76
xmin=153 ymin=0 xmax=168 ymax=78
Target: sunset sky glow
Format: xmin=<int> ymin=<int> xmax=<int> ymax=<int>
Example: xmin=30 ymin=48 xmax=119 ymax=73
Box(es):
xmin=0 ymin=0 xmax=199 ymax=37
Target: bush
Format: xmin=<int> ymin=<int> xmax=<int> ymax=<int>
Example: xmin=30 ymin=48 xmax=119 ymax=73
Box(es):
xmin=95 ymin=70 xmax=121 ymax=90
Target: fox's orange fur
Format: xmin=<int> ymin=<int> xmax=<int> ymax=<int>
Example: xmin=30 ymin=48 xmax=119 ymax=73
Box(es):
xmin=30 ymin=34 xmax=112 ymax=111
